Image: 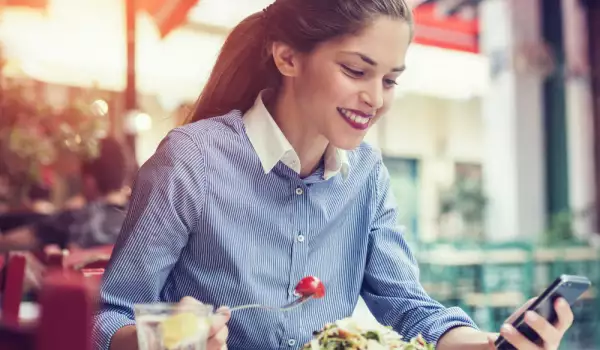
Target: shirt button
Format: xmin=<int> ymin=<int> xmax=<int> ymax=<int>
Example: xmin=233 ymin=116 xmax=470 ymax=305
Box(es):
xmin=295 ymin=187 xmax=304 ymax=195
xmin=297 ymin=234 xmax=305 ymax=243
xmin=288 ymin=339 xmax=297 ymax=347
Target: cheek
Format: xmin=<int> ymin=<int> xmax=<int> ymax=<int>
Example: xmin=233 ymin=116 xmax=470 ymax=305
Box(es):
xmin=317 ymin=69 xmax=344 ymax=96
xmin=301 ymin=63 xmax=349 ymax=101
xmin=378 ymin=95 xmax=393 ymax=115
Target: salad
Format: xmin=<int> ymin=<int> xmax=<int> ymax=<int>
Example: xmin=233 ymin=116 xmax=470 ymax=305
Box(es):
xmin=303 ymin=318 xmax=435 ymax=350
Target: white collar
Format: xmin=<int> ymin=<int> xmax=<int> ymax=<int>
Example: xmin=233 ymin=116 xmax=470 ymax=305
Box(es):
xmin=243 ymin=91 xmax=349 ymax=180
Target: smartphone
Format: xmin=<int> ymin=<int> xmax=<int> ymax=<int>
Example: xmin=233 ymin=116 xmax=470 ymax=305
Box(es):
xmin=495 ymin=274 xmax=591 ymax=350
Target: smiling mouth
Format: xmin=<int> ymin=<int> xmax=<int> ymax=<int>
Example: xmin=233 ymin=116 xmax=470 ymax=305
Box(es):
xmin=337 ymin=107 xmax=373 ymax=130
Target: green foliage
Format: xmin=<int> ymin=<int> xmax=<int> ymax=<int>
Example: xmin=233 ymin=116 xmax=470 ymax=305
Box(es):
xmin=543 ymin=206 xmax=595 ymax=246
xmin=440 ymin=177 xmax=487 ymax=225
xmin=0 ymin=50 xmax=109 ymax=203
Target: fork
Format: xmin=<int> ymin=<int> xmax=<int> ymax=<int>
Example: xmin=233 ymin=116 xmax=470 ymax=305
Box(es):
xmin=229 ymin=295 xmax=313 ymax=312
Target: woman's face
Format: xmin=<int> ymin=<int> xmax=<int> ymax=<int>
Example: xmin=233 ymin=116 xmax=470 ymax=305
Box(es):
xmin=292 ymin=16 xmax=411 ymax=150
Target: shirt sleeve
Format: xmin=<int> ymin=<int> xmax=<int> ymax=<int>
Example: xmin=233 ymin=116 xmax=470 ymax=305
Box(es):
xmin=92 ymin=130 xmax=207 ymax=350
xmin=361 ymin=159 xmax=478 ymax=345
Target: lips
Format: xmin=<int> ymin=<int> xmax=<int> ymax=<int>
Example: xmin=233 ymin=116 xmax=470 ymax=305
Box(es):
xmin=337 ymin=107 xmax=374 ymax=130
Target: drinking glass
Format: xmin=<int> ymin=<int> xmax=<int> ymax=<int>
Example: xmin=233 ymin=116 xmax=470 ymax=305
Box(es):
xmin=134 ymin=302 xmax=213 ymax=350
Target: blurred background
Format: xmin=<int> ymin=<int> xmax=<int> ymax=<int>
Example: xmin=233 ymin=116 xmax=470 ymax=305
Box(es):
xmin=0 ymin=0 xmax=599 ymax=349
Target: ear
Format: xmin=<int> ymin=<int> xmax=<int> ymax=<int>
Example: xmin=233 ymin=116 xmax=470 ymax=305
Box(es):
xmin=271 ymin=41 xmax=301 ymax=77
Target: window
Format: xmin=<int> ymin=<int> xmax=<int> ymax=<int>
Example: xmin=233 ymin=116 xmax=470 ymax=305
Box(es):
xmin=382 ymin=157 xmax=420 ymax=241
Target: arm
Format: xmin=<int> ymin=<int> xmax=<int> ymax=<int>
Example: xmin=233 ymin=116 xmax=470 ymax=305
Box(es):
xmin=92 ymin=130 xmax=207 ymax=350
xmin=109 ymin=326 xmax=138 ymax=350
xmin=361 ymin=159 xmax=481 ymax=347
xmin=437 ymin=327 xmax=498 ymax=350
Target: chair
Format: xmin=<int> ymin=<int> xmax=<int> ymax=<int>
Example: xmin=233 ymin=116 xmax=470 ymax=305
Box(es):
xmin=0 ymin=270 xmax=98 ymax=350
xmin=65 ymin=244 xmax=113 ymax=271
xmin=1 ymin=254 xmax=26 ymax=325
xmin=36 ymin=270 xmax=97 ymax=350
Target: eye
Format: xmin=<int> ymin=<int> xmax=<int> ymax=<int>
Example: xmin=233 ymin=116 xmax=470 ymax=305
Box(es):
xmin=384 ymin=79 xmax=398 ymax=88
xmin=341 ymin=64 xmax=364 ymax=78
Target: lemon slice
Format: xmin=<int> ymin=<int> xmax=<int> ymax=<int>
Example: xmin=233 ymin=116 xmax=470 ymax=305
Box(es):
xmin=161 ymin=312 xmax=202 ymax=349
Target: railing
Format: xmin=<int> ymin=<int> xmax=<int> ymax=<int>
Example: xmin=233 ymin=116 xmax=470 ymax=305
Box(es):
xmin=416 ymin=241 xmax=600 ymax=349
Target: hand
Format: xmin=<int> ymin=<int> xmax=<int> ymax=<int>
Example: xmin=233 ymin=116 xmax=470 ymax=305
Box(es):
xmin=209 ymin=306 xmax=231 ymax=349
xmin=486 ymin=297 xmax=574 ymax=349
xmin=179 ymin=297 xmax=231 ymax=350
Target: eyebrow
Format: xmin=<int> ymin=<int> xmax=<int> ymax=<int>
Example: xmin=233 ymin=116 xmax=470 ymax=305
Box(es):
xmin=342 ymin=51 xmax=406 ymax=72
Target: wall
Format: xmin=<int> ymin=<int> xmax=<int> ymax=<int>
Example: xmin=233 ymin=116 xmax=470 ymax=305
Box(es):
xmin=370 ymin=94 xmax=483 ymax=241
xmin=586 ymin=0 xmax=600 ymax=233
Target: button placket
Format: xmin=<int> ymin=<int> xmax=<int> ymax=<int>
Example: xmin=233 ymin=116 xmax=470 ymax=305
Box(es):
xmin=283 ymin=184 xmax=309 ymax=348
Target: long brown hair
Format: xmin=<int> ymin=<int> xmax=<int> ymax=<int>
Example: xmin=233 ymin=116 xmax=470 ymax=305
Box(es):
xmin=185 ymin=0 xmax=413 ymax=124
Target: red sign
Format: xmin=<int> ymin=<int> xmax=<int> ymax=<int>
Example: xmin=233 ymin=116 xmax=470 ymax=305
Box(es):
xmin=3 ymin=0 xmax=47 ymax=9
xmin=139 ymin=0 xmax=199 ymax=38
xmin=413 ymin=3 xmax=479 ymax=53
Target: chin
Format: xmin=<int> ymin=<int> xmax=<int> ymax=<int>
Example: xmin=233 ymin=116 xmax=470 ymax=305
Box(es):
xmin=329 ymin=136 xmax=365 ymax=151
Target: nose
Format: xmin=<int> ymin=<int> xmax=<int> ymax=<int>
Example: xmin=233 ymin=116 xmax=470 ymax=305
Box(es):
xmin=359 ymin=83 xmax=384 ymax=110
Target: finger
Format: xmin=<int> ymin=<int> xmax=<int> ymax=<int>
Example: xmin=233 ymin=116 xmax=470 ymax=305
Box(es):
xmin=506 ymin=297 xmax=537 ymax=324
xmin=555 ymin=298 xmax=574 ymax=333
xmin=207 ymin=327 xmax=229 ymax=349
xmin=179 ymin=296 xmax=203 ymax=307
xmin=499 ymin=324 xmax=540 ymax=350
xmin=176 ymin=296 xmax=203 ymax=315
xmin=524 ymin=311 xmax=561 ymax=347
xmin=209 ymin=307 xmax=231 ymax=337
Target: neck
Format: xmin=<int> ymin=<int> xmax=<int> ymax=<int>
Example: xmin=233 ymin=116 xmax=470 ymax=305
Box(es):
xmin=270 ymin=87 xmax=329 ymax=177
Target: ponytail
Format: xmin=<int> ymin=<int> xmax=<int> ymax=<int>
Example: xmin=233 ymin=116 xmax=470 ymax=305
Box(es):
xmin=185 ymin=12 xmax=281 ymax=124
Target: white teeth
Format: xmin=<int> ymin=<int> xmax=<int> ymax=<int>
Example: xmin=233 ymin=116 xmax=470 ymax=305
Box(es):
xmin=355 ymin=115 xmax=368 ymax=124
xmin=340 ymin=108 xmax=370 ymax=125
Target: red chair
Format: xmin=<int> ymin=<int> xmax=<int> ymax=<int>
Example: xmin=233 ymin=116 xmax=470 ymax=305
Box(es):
xmin=80 ymin=268 xmax=105 ymax=283
xmin=65 ymin=245 xmax=113 ymax=271
xmin=1 ymin=254 xmax=26 ymax=325
xmin=36 ymin=271 xmax=97 ymax=350
xmin=73 ymin=256 xmax=110 ymax=270
xmin=43 ymin=248 xmax=68 ymax=270
xmin=0 ymin=270 xmax=98 ymax=350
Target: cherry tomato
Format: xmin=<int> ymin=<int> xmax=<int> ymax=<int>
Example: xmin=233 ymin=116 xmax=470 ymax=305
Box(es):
xmin=294 ymin=276 xmax=325 ymax=299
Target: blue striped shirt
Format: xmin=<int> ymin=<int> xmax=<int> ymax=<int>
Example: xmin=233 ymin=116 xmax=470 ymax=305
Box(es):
xmin=92 ymin=95 xmax=477 ymax=350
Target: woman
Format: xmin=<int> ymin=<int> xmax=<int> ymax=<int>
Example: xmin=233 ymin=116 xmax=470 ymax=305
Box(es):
xmin=94 ymin=1 xmax=574 ymax=349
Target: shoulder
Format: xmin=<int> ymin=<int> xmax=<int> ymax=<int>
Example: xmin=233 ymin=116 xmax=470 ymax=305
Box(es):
xmin=346 ymin=143 xmax=391 ymax=203
xmin=150 ymin=110 xmax=244 ymax=166
xmin=172 ymin=110 xmax=244 ymax=147
xmin=347 ymin=141 xmax=385 ymax=177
